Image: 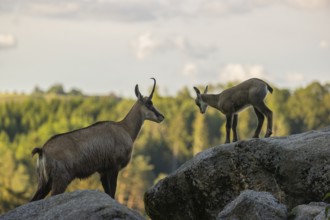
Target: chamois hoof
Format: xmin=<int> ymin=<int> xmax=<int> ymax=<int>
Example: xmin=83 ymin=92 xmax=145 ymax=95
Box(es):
xmin=265 ymin=131 xmax=273 ymax=138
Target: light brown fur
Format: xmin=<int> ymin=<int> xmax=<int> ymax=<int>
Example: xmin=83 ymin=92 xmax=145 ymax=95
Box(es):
xmin=194 ymin=78 xmax=273 ymax=143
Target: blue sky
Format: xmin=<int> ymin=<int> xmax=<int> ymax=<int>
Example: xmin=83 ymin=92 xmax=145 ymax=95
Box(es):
xmin=0 ymin=0 xmax=329 ymax=96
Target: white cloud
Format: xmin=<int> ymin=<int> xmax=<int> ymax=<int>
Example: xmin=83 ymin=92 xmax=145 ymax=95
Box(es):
xmin=285 ymin=72 xmax=305 ymax=83
xmin=0 ymin=33 xmax=17 ymax=49
xmin=1 ymin=0 xmax=328 ymax=22
xmin=200 ymin=2 xmax=230 ymax=15
xmin=319 ymin=40 xmax=329 ymax=49
xmin=132 ymin=32 xmax=218 ymax=60
xmin=27 ymin=3 xmax=80 ymax=17
xmin=134 ymin=32 xmax=159 ymax=60
xmin=132 ymin=32 xmax=176 ymax=59
xmin=182 ymin=63 xmax=198 ymax=77
xmin=286 ymin=0 xmax=330 ymax=9
xmin=219 ymin=63 xmax=268 ymax=82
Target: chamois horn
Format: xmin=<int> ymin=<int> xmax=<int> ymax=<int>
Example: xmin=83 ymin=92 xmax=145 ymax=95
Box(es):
xmin=149 ymin=77 xmax=156 ymax=100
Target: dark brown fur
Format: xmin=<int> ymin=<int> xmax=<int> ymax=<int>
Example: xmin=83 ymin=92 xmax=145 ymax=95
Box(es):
xmin=31 ymin=79 xmax=164 ymax=201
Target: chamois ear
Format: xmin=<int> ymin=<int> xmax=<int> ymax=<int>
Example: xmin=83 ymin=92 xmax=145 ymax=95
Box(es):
xmin=193 ymin=87 xmax=200 ymax=95
xmin=204 ymin=86 xmax=208 ymax=94
xmin=135 ymin=85 xmax=143 ymax=100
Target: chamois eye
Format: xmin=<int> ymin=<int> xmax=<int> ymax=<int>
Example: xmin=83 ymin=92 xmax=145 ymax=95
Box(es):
xmin=146 ymin=100 xmax=153 ymax=106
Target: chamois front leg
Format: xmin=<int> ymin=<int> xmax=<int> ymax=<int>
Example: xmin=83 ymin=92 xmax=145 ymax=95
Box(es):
xmin=109 ymin=169 xmax=119 ymax=199
xmin=232 ymin=114 xmax=238 ymax=142
xmin=100 ymin=169 xmax=118 ymax=198
xmin=225 ymin=114 xmax=233 ymax=143
xmin=100 ymin=172 xmax=111 ymax=195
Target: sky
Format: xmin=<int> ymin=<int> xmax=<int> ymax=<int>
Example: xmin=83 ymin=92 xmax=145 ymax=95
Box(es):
xmin=0 ymin=0 xmax=329 ymax=96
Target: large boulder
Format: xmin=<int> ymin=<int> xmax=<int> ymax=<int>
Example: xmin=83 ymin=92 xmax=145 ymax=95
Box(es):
xmin=144 ymin=127 xmax=330 ymax=220
xmin=289 ymin=202 xmax=329 ymax=220
xmin=0 ymin=190 xmax=145 ymax=220
xmin=217 ymin=190 xmax=287 ymax=220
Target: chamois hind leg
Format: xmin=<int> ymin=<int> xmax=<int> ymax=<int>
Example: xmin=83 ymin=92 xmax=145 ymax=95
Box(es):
xmin=252 ymin=107 xmax=265 ymax=138
xmin=50 ymin=173 xmax=71 ymax=196
xmin=225 ymin=114 xmax=233 ymax=143
xmin=232 ymin=114 xmax=238 ymax=142
xmin=51 ymin=180 xmax=69 ymax=196
xmin=30 ymin=179 xmax=52 ymax=202
xmin=256 ymin=102 xmax=273 ymax=137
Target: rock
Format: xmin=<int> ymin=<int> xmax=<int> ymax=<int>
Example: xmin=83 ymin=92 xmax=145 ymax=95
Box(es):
xmin=144 ymin=127 xmax=330 ymax=220
xmin=0 ymin=190 xmax=145 ymax=220
xmin=289 ymin=202 xmax=328 ymax=220
xmin=314 ymin=210 xmax=329 ymax=220
xmin=217 ymin=190 xmax=287 ymax=220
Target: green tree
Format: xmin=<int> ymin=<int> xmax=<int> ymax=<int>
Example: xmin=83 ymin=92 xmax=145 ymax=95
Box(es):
xmin=267 ymin=88 xmax=291 ymax=136
xmin=117 ymin=155 xmax=155 ymax=211
xmin=68 ymin=88 xmax=83 ymax=96
xmin=47 ymin=84 xmax=65 ymax=95
xmin=288 ymin=82 xmax=330 ymax=133
xmin=192 ymin=113 xmax=209 ymax=155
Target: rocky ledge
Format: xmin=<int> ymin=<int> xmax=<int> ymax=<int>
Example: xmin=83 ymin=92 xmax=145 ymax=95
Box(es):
xmin=144 ymin=128 xmax=330 ymax=219
xmin=0 ymin=190 xmax=144 ymax=220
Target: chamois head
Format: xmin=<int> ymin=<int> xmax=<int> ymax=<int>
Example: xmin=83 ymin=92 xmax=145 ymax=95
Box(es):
xmin=193 ymin=86 xmax=208 ymax=114
xmin=135 ymin=78 xmax=165 ymax=123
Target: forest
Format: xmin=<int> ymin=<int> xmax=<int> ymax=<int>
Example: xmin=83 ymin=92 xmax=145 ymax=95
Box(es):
xmin=0 ymin=81 xmax=330 ymax=214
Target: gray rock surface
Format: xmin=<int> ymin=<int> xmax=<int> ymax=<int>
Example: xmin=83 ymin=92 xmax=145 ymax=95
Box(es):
xmin=313 ymin=210 xmax=329 ymax=220
xmin=289 ymin=202 xmax=328 ymax=220
xmin=0 ymin=190 xmax=145 ymax=220
xmin=217 ymin=190 xmax=287 ymax=220
xmin=144 ymin=127 xmax=330 ymax=220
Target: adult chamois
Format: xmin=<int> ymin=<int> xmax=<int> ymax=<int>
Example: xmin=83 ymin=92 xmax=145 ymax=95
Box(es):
xmin=30 ymin=78 xmax=164 ymax=201
xmin=193 ymin=78 xmax=273 ymax=143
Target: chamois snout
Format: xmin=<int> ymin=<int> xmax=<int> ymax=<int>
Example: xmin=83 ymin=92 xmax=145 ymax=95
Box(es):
xmin=156 ymin=112 xmax=165 ymax=122
xmin=154 ymin=107 xmax=165 ymax=122
xmin=199 ymin=108 xmax=206 ymax=114
xmin=193 ymin=86 xmax=209 ymax=114
xmin=195 ymin=98 xmax=208 ymax=114
xmin=144 ymin=104 xmax=165 ymax=123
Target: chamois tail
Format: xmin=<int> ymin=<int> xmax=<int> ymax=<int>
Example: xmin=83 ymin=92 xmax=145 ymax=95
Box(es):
xmin=31 ymin=147 xmax=51 ymax=201
xmin=32 ymin=147 xmax=49 ymax=187
xmin=32 ymin=147 xmax=42 ymax=157
xmin=31 ymin=147 xmax=52 ymax=202
xmin=267 ymin=84 xmax=274 ymax=94
xmin=255 ymin=78 xmax=273 ymax=94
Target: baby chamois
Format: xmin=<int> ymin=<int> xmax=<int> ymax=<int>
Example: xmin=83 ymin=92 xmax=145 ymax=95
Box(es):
xmin=30 ymin=78 xmax=164 ymax=201
xmin=193 ymin=78 xmax=273 ymax=143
